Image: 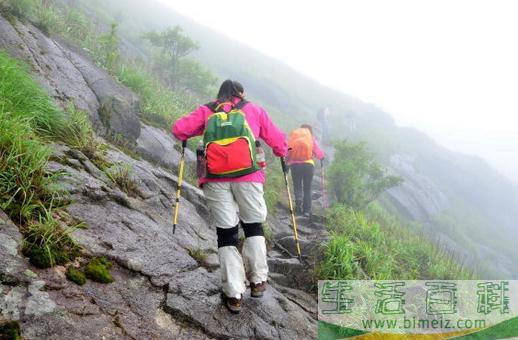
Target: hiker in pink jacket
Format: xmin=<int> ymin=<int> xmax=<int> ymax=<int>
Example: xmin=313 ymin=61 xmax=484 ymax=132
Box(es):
xmin=172 ymin=80 xmax=287 ymax=313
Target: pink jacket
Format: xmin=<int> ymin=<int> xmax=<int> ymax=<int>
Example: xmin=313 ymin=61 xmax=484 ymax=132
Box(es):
xmin=172 ymin=97 xmax=288 ymax=185
xmin=287 ymin=137 xmax=325 ymax=166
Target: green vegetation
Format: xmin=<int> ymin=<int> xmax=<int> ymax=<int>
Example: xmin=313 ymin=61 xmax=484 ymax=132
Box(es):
xmin=0 ymin=321 xmax=22 ymax=340
xmin=61 ymin=104 xmax=109 ymax=168
xmin=263 ymin=223 xmax=274 ymax=248
xmin=84 ymin=257 xmax=114 ymax=283
xmin=0 ymin=51 xmax=62 ymax=221
xmin=187 ymin=247 xmax=208 ymax=265
xmin=97 ymin=22 xmax=121 ymax=73
xmin=105 ymin=164 xmax=139 ymax=197
xmin=22 ymin=205 xmax=81 ymax=268
xmin=1 ymin=0 xmax=211 ymax=130
xmin=66 ymin=267 xmax=86 ymax=285
xmin=116 ymin=63 xmax=193 ymax=129
xmin=328 ymin=140 xmax=402 ymax=210
xmin=264 ymin=152 xmax=286 ymax=214
xmin=0 ymin=52 xmax=85 ymax=268
xmin=317 ymin=204 xmax=474 ymax=280
xmin=143 ymin=26 xmax=216 ymax=95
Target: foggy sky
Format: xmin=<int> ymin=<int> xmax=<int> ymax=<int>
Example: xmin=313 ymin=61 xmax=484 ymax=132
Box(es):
xmin=160 ymin=0 xmax=518 ymax=182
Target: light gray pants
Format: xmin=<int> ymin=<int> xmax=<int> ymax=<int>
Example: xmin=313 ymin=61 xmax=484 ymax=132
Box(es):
xmin=203 ymin=182 xmax=268 ymax=298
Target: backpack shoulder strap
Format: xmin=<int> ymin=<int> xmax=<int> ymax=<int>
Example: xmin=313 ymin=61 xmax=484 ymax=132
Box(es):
xmin=206 ymin=99 xmax=248 ymax=113
xmin=205 ymin=101 xmax=218 ymax=113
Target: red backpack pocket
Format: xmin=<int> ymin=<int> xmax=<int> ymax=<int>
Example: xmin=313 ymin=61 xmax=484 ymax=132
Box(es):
xmin=206 ymin=137 xmax=253 ymax=175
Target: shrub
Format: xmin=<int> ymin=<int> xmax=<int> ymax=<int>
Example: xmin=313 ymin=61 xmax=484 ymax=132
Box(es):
xmin=328 ymin=140 xmax=402 ymax=210
xmin=85 ymin=257 xmax=113 ymax=283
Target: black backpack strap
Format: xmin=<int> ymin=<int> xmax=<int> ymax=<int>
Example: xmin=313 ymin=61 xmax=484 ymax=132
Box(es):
xmin=205 ymin=99 xmax=248 ymax=112
xmin=205 ymin=101 xmax=218 ymax=113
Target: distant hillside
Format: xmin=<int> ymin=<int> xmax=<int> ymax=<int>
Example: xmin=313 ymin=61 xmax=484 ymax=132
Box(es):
xmin=65 ymin=0 xmax=518 ymax=277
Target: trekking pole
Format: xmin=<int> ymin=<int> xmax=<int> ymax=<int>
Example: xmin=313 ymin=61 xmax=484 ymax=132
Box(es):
xmin=321 ymin=159 xmax=328 ymax=209
xmin=280 ymin=157 xmax=302 ymax=262
xmin=173 ymin=140 xmax=187 ymax=234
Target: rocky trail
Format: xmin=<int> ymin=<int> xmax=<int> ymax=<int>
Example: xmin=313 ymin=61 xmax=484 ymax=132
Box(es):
xmin=1 ymin=141 xmax=324 ymax=339
xmin=0 ymin=14 xmax=331 ymax=339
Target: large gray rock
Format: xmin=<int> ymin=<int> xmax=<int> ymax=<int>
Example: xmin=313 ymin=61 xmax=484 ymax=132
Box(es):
xmin=385 ymin=153 xmax=449 ymax=222
xmin=136 ymin=124 xmax=196 ymax=171
xmin=40 ymin=145 xmax=317 ymax=338
xmin=65 ymin=50 xmax=141 ymax=143
xmin=0 ymin=211 xmax=26 ymax=285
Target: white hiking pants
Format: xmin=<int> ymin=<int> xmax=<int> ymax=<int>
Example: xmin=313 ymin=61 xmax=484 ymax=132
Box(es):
xmin=203 ymin=182 xmax=268 ymax=299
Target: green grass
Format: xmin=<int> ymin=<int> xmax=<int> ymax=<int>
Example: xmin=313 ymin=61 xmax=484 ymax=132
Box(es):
xmin=22 ymin=204 xmax=82 ymax=268
xmin=116 ymin=63 xmax=194 ymax=129
xmin=317 ymin=204 xmax=475 ymax=280
xmin=0 ymin=51 xmax=87 ymax=268
xmin=105 ymin=164 xmax=140 ymax=197
xmin=187 ymin=247 xmax=208 ymax=265
xmin=0 ymin=52 xmax=64 ymax=222
xmin=264 ymin=157 xmax=286 ymax=214
xmin=61 ymin=103 xmax=109 ymax=168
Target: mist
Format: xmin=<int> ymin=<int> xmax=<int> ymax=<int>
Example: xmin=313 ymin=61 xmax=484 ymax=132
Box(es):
xmin=161 ymin=0 xmax=518 ymax=183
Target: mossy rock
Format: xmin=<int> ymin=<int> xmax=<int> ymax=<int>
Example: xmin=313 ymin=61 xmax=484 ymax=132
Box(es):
xmin=84 ymin=257 xmax=113 ymax=283
xmin=66 ymin=267 xmax=86 ymax=285
xmin=0 ymin=321 xmax=22 ymax=340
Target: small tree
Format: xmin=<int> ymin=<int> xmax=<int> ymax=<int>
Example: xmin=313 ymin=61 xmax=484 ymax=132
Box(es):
xmin=143 ymin=26 xmax=199 ymax=88
xmin=328 ymin=140 xmax=402 ymax=210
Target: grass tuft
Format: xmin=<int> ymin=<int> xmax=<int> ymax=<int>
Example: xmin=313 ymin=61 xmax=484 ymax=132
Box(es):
xmin=187 ymin=247 xmax=208 ymax=265
xmin=105 ymin=164 xmax=140 ymax=197
xmin=22 ymin=204 xmax=82 ymax=268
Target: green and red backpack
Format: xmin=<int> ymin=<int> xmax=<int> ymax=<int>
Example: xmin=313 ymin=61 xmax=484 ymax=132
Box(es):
xmin=203 ymin=100 xmax=260 ymax=178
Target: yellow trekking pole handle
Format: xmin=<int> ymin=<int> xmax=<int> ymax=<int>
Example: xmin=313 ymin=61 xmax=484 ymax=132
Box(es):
xmin=281 ymin=157 xmax=302 ymax=262
xmin=173 ymin=140 xmax=187 ymax=234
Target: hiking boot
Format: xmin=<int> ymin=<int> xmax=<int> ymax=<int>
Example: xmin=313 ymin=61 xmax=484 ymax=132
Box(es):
xmin=250 ymin=281 xmax=267 ymax=298
xmin=222 ymin=294 xmax=242 ymax=314
xmin=303 ymin=211 xmax=312 ymax=221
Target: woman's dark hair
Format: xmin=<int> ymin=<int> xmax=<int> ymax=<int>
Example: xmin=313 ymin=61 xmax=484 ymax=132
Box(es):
xmin=217 ymin=79 xmax=244 ymax=102
xmin=301 ymin=124 xmax=313 ymax=135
